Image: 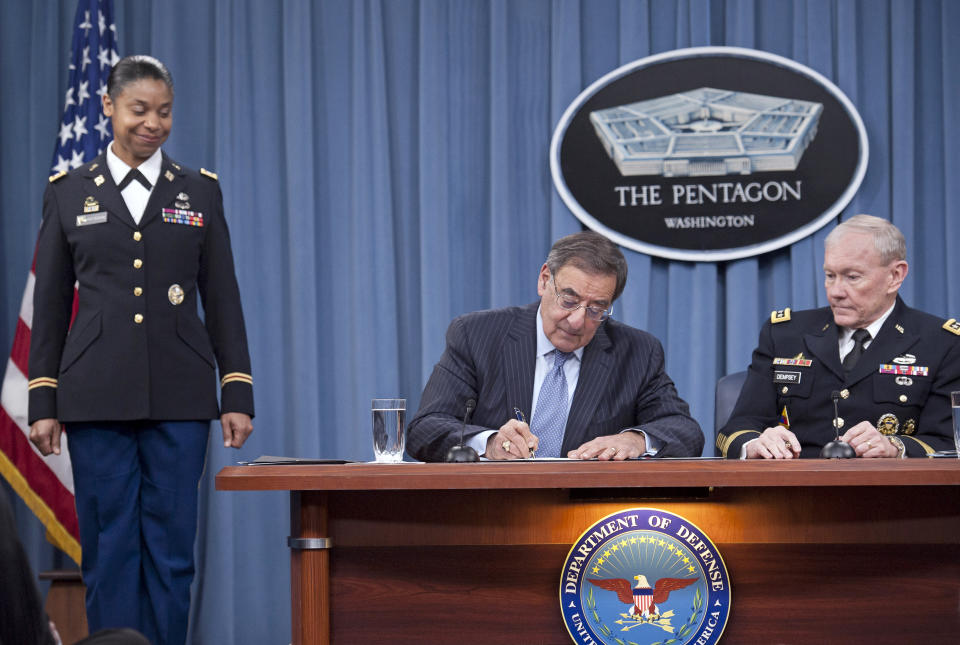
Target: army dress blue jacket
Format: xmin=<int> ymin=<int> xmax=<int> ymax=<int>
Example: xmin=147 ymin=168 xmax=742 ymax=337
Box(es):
xmin=28 ymin=153 xmax=254 ymax=424
xmin=718 ymin=298 xmax=960 ymax=458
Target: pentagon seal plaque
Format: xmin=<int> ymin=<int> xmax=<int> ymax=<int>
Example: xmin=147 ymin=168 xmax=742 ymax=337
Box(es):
xmin=560 ymin=508 xmax=730 ymax=645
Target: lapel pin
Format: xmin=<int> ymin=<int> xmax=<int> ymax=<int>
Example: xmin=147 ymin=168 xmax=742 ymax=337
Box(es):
xmin=165 ymin=170 xmax=175 ymax=182
xmin=94 ymin=174 xmax=105 ymax=186
xmin=83 ymin=196 xmax=99 ymax=213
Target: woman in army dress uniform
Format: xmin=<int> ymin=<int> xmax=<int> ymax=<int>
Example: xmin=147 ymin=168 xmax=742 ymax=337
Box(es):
xmin=27 ymin=55 xmax=254 ymax=645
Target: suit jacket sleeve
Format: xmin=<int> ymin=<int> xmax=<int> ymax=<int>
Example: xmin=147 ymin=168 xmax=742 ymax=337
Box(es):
xmin=625 ymin=336 xmax=704 ymax=458
xmin=406 ymin=315 xmax=484 ymax=462
xmin=197 ymin=179 xmax=254 ymax=417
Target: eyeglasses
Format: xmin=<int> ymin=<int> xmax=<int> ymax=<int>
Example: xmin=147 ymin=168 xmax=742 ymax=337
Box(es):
xmin=551 ymin=277 xmax=612 ymax=322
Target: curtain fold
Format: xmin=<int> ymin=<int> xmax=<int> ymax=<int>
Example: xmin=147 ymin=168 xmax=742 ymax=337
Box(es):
xmin=2 ymin=2 xmax=957 ymax=642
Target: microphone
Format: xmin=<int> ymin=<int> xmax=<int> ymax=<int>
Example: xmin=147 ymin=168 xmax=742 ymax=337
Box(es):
xmin=444 ymin=398 xmax=479 ymax=462
xmin=820 ymin=390 xmax=855 ymax=459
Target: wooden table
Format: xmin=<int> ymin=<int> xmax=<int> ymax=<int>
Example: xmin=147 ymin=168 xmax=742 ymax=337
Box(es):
xmin=216 ymin=459 xmax=960 ymax=644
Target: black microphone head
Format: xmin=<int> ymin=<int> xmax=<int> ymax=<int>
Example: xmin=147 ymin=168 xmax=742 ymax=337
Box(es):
xmin=820 ymin=439 xmax=856 ymax=459
xmin=830 ymin=390 xmax=841 ymax=402
xmin=466 ymin=399 xmax=476 ymax=413
xmin=445 ymin=444 xmax=480 ymax=462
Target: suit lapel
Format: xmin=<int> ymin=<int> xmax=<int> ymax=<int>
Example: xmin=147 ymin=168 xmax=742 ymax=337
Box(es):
xmin=563 ymin=324 xmax=613 ymax=450
xmin=502 ymin=304 xmax=537 ymax=419
xmin=140 ymin=154 xmax=186 ymax=229
xmin=81 ymin=155 xmax=136 ymax=230
xmin=803 ymin=314 xmax=844 ymax=380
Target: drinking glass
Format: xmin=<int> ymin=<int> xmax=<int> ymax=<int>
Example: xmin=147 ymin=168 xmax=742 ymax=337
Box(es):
xmin=372 ymin=398 xmax=405 ymax=463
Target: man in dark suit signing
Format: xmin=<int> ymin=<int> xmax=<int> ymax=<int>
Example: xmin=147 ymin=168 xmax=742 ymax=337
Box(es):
xmin=407 ymin=231 xmax=703 ymax=461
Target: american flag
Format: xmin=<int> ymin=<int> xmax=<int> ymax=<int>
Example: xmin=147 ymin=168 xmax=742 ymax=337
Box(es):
xmin=0 ymin=0 xmax=118 ymax=565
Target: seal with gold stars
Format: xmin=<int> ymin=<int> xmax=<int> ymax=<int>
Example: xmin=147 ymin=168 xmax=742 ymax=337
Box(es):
xmin=561 ymin=508 xmax=730 ymax=645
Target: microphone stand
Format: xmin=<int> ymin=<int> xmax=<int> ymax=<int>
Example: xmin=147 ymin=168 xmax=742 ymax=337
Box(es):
xmin=444 ymin=399 xmax=479 ymax=462
xmin=820 ymin=390 xmax=855 ymax=458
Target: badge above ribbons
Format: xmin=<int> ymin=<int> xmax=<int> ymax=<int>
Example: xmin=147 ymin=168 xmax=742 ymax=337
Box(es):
xmin=560 ymin=508 xmax=730 ymax=645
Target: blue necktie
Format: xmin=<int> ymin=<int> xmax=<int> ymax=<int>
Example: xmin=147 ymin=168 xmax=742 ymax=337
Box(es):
xmin=531 ymin=350 xmax=572 ymax=457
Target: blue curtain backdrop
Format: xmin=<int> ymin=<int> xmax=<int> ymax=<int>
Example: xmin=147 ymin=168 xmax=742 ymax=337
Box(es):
xmin=2 ymin=0 xmax=957 ymax=642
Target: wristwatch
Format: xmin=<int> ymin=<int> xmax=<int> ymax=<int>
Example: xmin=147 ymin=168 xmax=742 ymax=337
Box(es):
xmin=887 ymin=435 xmax=906 ymax=459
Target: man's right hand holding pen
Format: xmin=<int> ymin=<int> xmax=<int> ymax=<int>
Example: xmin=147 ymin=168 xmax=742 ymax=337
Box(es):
xmin=485 ymin=408 xmax=539 ymax=459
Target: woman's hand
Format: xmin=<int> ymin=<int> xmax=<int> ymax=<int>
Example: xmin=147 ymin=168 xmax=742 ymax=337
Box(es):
xmin=29 ymin=418 xmax=62 ymax=456
xmin=220 ymin=412 xmax=253 ymax=448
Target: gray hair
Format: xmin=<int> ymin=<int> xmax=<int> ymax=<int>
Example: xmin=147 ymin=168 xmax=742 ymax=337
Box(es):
xmin=545 ymin=231 xmax=628 ymax=302
xmin=824 ymin=214 xmax=906 ymax=264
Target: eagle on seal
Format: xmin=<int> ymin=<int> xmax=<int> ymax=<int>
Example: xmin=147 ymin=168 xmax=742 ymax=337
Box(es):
xmin=588 ymin=574 xmax=699 ymax=619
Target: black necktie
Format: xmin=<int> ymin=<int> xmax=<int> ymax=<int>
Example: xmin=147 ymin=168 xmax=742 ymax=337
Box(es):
xmin=117 ymin=168 xmax=152 ymax=191
xmin=842 ymin=328 xmax=871 ymax=375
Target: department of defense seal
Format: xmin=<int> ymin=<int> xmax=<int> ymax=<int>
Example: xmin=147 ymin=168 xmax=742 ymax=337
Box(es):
xmin=560 ymin=508 xmax=730 ymax=645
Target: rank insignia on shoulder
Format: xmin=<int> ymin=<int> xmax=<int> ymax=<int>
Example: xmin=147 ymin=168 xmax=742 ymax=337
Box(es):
xmin=944 ymin=318 xmax=960 ymax=335
xmin=172 ymin=162 xmax=181 ymax=170
xmin=87 ymin=162 xmax=99 ymax=171
xmin=200 ymin=168 xmax=218 ymax=180
xmin=49 ymin=170 xmax=67 ymax=183
xmin=770 ymin=308 xmax=791 ymax=323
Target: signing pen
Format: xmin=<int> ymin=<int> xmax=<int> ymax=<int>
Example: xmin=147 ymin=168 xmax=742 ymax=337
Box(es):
xmin=513 ymin=407 xmax=535 ymax=458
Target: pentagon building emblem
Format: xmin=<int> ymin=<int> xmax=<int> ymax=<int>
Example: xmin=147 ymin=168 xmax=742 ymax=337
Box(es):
xmin=589 ymin=88 xmax=822 ymax=178
xmin=560 ymin=508 xmax=730 ymax=645
xmin=551 ymin=46 xmax=868 ymax=261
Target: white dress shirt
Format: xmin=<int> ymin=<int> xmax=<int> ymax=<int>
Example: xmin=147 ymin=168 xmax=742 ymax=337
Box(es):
xmin=105 ymin=144 xmax=161 ymax=224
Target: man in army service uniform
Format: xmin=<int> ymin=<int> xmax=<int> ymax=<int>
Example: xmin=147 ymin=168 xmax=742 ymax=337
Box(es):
xmin=718 ymin=214 xmax=960 ymax=459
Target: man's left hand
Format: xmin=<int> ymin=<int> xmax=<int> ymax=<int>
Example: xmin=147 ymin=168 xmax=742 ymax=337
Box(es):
xmin=567 ymin=431 xmax=646 ymax=460
xmin=841 ymin=421 xmax=898 ymax=458
xmin=221 ymin=412 xmax=253 ymax=448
